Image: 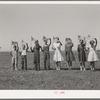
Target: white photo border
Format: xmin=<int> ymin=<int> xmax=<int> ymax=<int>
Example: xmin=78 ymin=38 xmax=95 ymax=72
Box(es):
xmin=0 ymin=1 xmax=100 ymax=99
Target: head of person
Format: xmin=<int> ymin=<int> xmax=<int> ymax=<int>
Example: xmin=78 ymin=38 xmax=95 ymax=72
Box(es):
xmin=43 ymin=36 xmax=48 ymax=44
xmin=22 ymin=44 xmax=26 ymax=50
xmin=65 ymin=38 xmax=69 ymax=42
xmin=54 ymin=37 xmax=59 ymax=43
xmin=79 ymin=39 xmax=84 ymax=44
xmin=13 ymin=45 xmax=16 ymax=50
xmin=44 ymin=39 xmax=47 ymax=45
xmin=66 ymin=38 xmax=72 ymax=44
xmin=90 ymin=40 xmax=94 ymax=46
xmin=35 ymin=40 xmax=39 ymax=46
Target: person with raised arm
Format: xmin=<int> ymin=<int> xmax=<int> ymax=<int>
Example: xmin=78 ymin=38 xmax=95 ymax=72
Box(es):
xmin=77 ymin=36 xmax=87 ymax=71
xmin=52 ymin=36 xmax=63 ymax=70
xmin=10 ymin=41 xmax=19 ymax=70
xmin=65 ymin=38 xmax=75 ymax=69
xmin=20 ymin=40 xmax=28 ymax=70
xmin=30 ymin=37 xmax=42 ymax=71
xmin=87 ymin=38 xmax=98 ymax=71
xmin=42 ymin=36 xmax=51 ymax=70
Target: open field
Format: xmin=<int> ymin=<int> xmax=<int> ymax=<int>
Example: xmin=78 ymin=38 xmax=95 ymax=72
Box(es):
xmin=0 ymin=51 xmax=100 ymax=89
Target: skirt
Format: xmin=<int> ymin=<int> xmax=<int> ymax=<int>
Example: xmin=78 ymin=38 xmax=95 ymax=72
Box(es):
xmin=65 ymin=51 xmax=75 ymax=61
xmin=88 ymin=50 xmax=98 ymax=62
xmin=53 ymin=49 xmax=64 ymax=62
xmin=78 ymin=50 xmax=87 ymax=62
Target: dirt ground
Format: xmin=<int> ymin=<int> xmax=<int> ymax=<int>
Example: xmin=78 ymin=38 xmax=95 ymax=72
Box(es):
xmin=0 ymin=51 xmax=100 ymax=90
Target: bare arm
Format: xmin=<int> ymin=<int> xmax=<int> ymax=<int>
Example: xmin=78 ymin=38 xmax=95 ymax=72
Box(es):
xmin=58 ymin=41 xmax=62 ymax=46
xmin=30 ymin=47 xmax=34 ymax=53
xmin=77 ymin=45 xmax=79 ymax=52
xmin=60 ymin=41 xmax=62 ymax=46
xmin=52 ymin=44 xmax=56 ymax=50
xmin=10 ymin=51 xmax=12 ymax=56
xmin=94 ymin=38 xmax=97 ymax=48
xmin=48 ymin=38 xmax=51 ymax=46
xmin=65 ymin=44 xmax=67 ymax=55
xmin=65 ymin=44 xmax=66 ymax=52
xmin=72 ymin=43 xmax=74 ymax=47
xmin=40 ymin=46 xmax=43 ymax=52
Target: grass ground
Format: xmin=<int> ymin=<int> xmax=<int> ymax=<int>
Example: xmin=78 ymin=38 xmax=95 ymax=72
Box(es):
xmin=0 ymin=51 xmax=100 ymax=90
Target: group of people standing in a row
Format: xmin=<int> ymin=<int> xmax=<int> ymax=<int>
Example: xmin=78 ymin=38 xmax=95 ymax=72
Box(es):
xmin=10 ymin=35 xmax=99 ymax=71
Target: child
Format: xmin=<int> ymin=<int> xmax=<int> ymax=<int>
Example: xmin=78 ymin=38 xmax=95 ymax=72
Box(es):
xmin=42 ymin=36 xmax=51 ymax=70
xmin=10 ymin=45 xmax=18 ymax=70
xmin=77 ymin=38 xmax=86 ymax=71
xmin=87 ymin=38 xmax=98 ymax=71
xmin=30 ymin=40 xmax=42 ymax=71
xmin=52 ymin=37 xmax=63 ymax=70
xmin=20 ymin=41 xmax=28 ymax=70
xmin=65 ymin=38 xmax=75 ymax=69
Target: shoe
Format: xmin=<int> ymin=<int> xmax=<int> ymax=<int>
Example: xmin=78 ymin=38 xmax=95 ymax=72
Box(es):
xmin=83 ymin=68 xmax=86 ymax=71
xmin=80 ymin=66 xmax=83 ymax=71
xmin=15 ymin=68 xmax=18 ymax=71
xmin=92 ymin=68 xmax=95 ymax=71
xmin=56 ymin=68 xmax=60 ymax=70
xmin=90 ymin=66 xmax=92 ymax=70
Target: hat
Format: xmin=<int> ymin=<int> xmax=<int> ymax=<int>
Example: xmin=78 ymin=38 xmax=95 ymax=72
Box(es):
xmin=34 ymin=40 xmax=38 ymax=43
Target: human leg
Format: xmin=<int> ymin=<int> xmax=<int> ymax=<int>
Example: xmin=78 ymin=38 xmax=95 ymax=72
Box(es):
xmin=21 ymin=56 xmax=24 ymax=70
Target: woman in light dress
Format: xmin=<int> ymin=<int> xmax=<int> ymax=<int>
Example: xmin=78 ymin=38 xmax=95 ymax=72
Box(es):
xmin=52 ymin=37 xmax=64 ymax=70
xmin=87 ymin=38 xmax=98 ymax=71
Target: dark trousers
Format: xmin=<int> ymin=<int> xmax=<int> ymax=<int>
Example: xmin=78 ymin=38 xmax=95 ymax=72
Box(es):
xmin=34 ymin=53 xmax=40 ymax=71
xmin=44 ymin=53 xmax=50 ymax=70
xmin=34 ymin=62 xmax=40 ymax=71
xmin=21 ymin=55 xmax=27 ymax=70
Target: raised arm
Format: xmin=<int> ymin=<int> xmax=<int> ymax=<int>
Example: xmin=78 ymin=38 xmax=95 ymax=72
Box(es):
xmin=48 ymin=38 xmax=51 ymax=46
xmin=10 ymin=51 xmax=12 ymax=56
xmin=58 ymin=41 xmax=62 ymax=46
xmin=65 ymin=44 xmax=67 ymax=52
xmin=71 ymin=42 xmax=74 ymax=47
xmin=40 ymin=46 xmax=44 ymax=52
xmin=94 ymin=38 xmax=97 ymax=48
xmin=30 ymin=47 xmax=34 ymax=53
xmin=52 ymin=44 xmax=56 ymax=50
xmin=77 ymin=45 xmax=80 ymax=52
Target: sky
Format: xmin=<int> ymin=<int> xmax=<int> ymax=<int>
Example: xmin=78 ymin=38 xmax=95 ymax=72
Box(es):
xmin=0 ymin=4 xmax=100 ymax=51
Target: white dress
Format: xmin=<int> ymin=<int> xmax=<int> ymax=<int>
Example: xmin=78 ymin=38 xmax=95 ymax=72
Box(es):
xmin=53 ymin=42 xmax=64 ymax=62
xmin=88 ymin=47 xmax=98 ymax=62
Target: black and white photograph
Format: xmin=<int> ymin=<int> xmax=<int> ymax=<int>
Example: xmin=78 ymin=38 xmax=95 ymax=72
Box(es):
xmin=0 ymin=2 xmax=100 ymax=92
